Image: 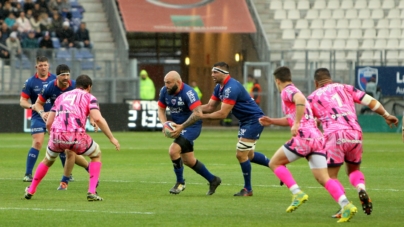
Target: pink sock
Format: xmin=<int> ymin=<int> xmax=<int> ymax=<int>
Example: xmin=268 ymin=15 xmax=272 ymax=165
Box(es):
xmin=88 ymin=162 xmax=101 ymax=194
xmin=28 ymin=162 xmax=49 ymax=194
xmin=274 ymin=165 xmax=297 ymax=188
xmin=333 ymin=178 xmax=345 ymax=194
xmin=349 ymin=170 xmax=365 ymax=188
xmin=325 ymin=179 xmax=345 ymax=202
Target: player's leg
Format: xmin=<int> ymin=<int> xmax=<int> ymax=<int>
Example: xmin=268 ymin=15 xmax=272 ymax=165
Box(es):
xmin=309 ymin=154 xmax=357 ymax=223
xmin=24 ymin=131 xmax=45 ymax=182
xmin=81 ymin=140 xmax=103 ymax=201
xmin=168 ymin=141 xmax=185 ymax=194
xmin=234 ymin=138 xmax=256 ymax=196
xmin=58 ymin=151 xmax=89 ymax=190
xmin=246 ymin=121 xmax=270 ymax=167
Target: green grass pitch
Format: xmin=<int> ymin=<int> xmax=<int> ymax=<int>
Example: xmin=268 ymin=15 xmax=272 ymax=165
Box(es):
xmin=0 ymin=129 xmax=403 ymax=227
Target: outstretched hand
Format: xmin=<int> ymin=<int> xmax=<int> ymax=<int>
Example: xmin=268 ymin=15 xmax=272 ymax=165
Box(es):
xmin=385 ymin=115 xmax=399 ymax=128
xmin=258 ymin=116 xmax=273 ymax=126
xmin=110 ymin=138 xmax=120 ymax=151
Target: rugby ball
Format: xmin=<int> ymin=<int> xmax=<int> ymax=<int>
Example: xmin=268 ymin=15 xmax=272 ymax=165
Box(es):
xmin=163 ymin=121 xmax=176 ymax=138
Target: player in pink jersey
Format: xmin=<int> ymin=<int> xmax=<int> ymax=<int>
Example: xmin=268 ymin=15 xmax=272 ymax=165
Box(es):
xmin=259 ymin=66 xmax=357 ymax=223
xmin=24 ymin=74 xmax=120 ymax=201
xmin=308 ymin=68 xmax=398 ymax=217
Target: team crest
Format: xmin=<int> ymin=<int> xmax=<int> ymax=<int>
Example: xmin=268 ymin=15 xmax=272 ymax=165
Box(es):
xmin=357 ymin=67 xmax=378 ymax=91
xmin=171 ymin=98 xmax=176 ymax=105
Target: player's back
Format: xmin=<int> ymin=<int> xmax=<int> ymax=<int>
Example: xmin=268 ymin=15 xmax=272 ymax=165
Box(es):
xmin=308 ymin=83 xmax=363 ymax=134
xmin=51 ymin=89 xmax=98 ymax=132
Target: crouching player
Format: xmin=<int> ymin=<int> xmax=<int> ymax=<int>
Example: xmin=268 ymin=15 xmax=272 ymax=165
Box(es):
xmin=24 ymin=74 xmax=120 ymax=201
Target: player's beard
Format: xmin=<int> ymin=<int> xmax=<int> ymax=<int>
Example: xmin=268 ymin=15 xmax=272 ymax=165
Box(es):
xmin=167 ymin=84 xmax=178 ymax=95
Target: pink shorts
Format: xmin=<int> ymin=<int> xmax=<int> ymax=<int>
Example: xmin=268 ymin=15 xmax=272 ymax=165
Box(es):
xmin=284 ymin=135 xmax=326 ymax=157
xmin=324 ymin=130 xmax=363 ymax=166
xmin=48 ymin=132 xmax=94 ymax=155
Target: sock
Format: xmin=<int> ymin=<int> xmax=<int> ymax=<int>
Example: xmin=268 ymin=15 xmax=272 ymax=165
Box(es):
xmin=88 ymin=162 xmax=101 ymax=194
xmin=274 ymin=165 xmax=297 ymax=189
xmin=325 ymin=179 xmax=346 ymax=203
xmin=25 ymin=147 xmax=39 ymax=175
xmin=333 ymin=178 xmax=345 ymax=194
xmin=172 ymin=158 xmax=184 ymax=183
xmin=191 ymin=160 xmax=214 ymax=182
xmin=28 ymin=162 xmax=49 ymax=194
xmin=251 ymin=151 xmax=270 ymax=167
xmin=349 ymin=170 xmax=366 ymax=191
xmin=59 ymin=152 xmax=66 ymax=167
xmin=240 ymin=160 xmax=252 ymax=191
xmin=60 ymin=175 xmax=70 ymax=184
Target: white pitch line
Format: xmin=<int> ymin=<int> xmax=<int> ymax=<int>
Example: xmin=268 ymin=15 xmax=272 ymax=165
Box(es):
xmin=0 ymin=207 xmax=154 ymax=215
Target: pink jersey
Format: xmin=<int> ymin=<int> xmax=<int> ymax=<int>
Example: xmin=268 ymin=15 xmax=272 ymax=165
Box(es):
xmin=50 ymin=89 xmax=99 ymax=133
xmin=281 ymin=84 xmax=321 ymax=138
xmin=307 ymin=83 xmax=365 ymax=135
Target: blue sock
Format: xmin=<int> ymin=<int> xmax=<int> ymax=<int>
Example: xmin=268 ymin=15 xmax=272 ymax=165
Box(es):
xmin=240 ymin=160 xmax=252 ymax=191
xmin=61 ymin=175 xmax=70 ymax=184
xmin=59 ymin=153 xmax=66 ymax=167
xmin=25 ymin=147 xmax=39 ymax=175
xmin=172 ymin=158 xmax=184 ymax=183
xmin=191 ymin=160 xmax=214 ymax=182
xmin=251 ymin=151 xmax=270 ymax=167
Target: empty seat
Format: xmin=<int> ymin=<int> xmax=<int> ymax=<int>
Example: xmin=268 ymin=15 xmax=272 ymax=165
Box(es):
xmin=349 ymin=29 xmax=362 ymax=39
xmin=346 ymin=51 xmax=359 ymax=60
xmin=51 ymin=37 xmax=61 ymax=49
xmin=399 ymin=0 xmax=404 ymax=9
xmin=280 ymin=19 xmax=293 ymax=29
xmin=298 ymin=29 xmax=311 ymax=39
xmin=318 ymin=51 xmax=331 ymax=60
xmin=323 ymin=19 xmax=336 ymax=28
xmin=401 ymin=10 xmax=404 ymax=18
xmin=311 ymin=29 xmax=324 ymax=39
xmin=345 ymin=9 xmax=358 ymax=19
xmin=389 ymin=19 xmax=401 ymax=28
xmin=308 ymin=51 xmax=320 ymax=60
xmin=372 ymin=50 xmax=383 ymax=60
xmin=354 ymin=0 xmax=367 ymax=9
xmin=376 ymin=19 xmax=389 ymax=28
xmin=292 ymin=51 xmax=305 ymax=60
xmin=274 ymin=10 xmax=287 ymax=19
xmin=386 ymin=50 xmax=399 ymax=59
xmin=389 ymin=29 xmax=401 ymax=39
xmin=313 ymin=0 xmax=327 ymax=9
xmin=362 ymin=19 xmax=374 ymax=29
xmin=377 ymin=29 xmax=389 ymax=39
xmin=363 ymin=29 xmax=376 ymax=38
xmin=282 ymin=29 xmax=296 ymax=39
xmin=371 ymin=9 xmax=384 ymax=19
xmin=270 ymin=0 xmax=283 ymax=10
xmin=336 ymin=19 xmax=349 ymax=28
xmin=332 ymin=9 xmax=345 ymax=19
xmin=75 ymin=48 xmax=94 ymax=59
xmin=360 ymin=50 xmax=375 ymax=60
xmin=293 ymin=39 xmax=306 ymax=50
xmin=324 ymin=29 xmax=337 ymax=39
xmin=399 ymin=40 xmax=404 ymax=49
xmin=374 ymin=39 xmax=387 ymax=49
xmin=335 ymin=51 xmax=346 ymax=59
xmin=56 ymin=48 xmax=72 ymax=59
xmin=283 ymin=0 xmax=296 ymax=10
xmin=297 ymin=0 xmax=310 ymax=10
xmin=311 ymin=19 xmax=323 ymax=29
xmin=288 ymin=9 xmax=301 ymax=19
xmin=327 ymin=0 xmax=340 ymax=9
xmin=295 ymin=19 xmax=309 ymax=29
xmin=320 ymin=39 xmax=333 ymax=49
xmin=386 ymin=39 xmax=399 ymax=49
xmin=358 ymin=9 xmax=371 ymax=19
xmin=307 ymin=39 xmax=320 ymax=49
xmin=337 ymin=29 xmax=349 ymax=39
xmin=333 ymin=39 xmax=346 ymax=50
xmin=346 ymin=39 xmax=359 ymax=50
xmin=306 ymin=9 xmax=319 ymax=19
xmin=387 ymin=9 xmax=400 ymax=18
xmin=361 ymin=39 xmax=375 ymax=49
xmin=349 ymin=19 xmax=362 ymax=29
xmin=340 ymin=0 xmax=354 ymax=9
xmin=368 ymin=0 xmax=381 ymax=9
xmin=319 ymin=9 xmax=332 ymax=19
xmin=382 ymin=0 xmax=395 ymax=9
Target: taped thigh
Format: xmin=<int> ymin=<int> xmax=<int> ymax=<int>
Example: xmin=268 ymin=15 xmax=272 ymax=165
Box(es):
xmin=46 ymin=147 xmax=60 ymax=161
xmin=236 ymin=141 xmax=255 ymax=151
xmin=81 ymin=141 xmax=100 ymax=157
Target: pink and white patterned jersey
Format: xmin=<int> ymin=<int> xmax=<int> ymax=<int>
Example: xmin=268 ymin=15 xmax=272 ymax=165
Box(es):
xmin=281 ymin=84 xmax=321 ymax=138
xmin=307 ymin=83 xmax=365 ymax=135
xmin=50 ymin=89 xmax=99 ymax=132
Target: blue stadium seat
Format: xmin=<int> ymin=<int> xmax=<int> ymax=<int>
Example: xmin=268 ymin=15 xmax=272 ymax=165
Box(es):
xmin=71 ymin=8 xmax=83 ymax=20
xmin=51 ymin=38 xmax=61 ymax=49
xmin=56 ymin=49 xmax=72 ymax=59
xmin=81 ymin=60 xmax=101 ymax=70
xmin=14 ymin=54 xmax=32 ymax=69
xmin=75 ymin=48 xmax=94 ymax=59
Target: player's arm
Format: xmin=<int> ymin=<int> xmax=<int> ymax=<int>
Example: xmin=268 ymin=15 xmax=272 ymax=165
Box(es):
xmin=174 ymin=106 xmax=202 ymax=136
xmin=200 ymin=98 xmax=220 ymax=113
xmin=34 ymin=97 xmax=48 ymax=121
xmin=89 ymin=109 xmax=120 ymax=151
xmin=291 ymin=92 xmax=306 ymax=136
xmin=46 ymin=111 xmax=55 ymax=132
xmin=20 ymin=96 xmax=34 ymax=110
xmin=259 ymin=116 xmax=289 ymax=126
xmin=158 ymin=106 xmax=167 ymax=123
xmin=360 ymin=94 xmax=398 ymax=127
xmin=200 ymin=102 xmax=233 ymax=120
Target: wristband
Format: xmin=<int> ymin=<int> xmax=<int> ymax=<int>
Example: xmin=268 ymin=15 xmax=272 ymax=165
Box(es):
xmin=39 ymin=110 xmax=44 ymax=115
xmin=382 ymin=111 xmax=390 ymax=118
xmin=29 ymin=105 xmax=32 ymax=109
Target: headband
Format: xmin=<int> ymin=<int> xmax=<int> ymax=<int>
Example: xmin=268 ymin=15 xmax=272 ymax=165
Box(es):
xmin=212 ymin=67 xmax=229 ymax=75
xmin=58 ymin=72 xmax=70 ymax=76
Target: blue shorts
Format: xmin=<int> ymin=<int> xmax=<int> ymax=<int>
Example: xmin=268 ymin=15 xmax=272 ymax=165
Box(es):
xmin=180 ymin=125 xmax=201 ymax=146
xmin=30 ymin=117 xmax=46 ymax=135
xmin=238 ymin=118 xmax=264 ymax=140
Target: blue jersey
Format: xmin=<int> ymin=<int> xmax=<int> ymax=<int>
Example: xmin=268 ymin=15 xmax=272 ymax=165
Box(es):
xmin=21 ymin=73 xmax=57 ymax=120
xmin=211 ymin=76 xmax=264 ymax=123
xmin=38 ymin=79 xmax=76 ymax=105
xmin=158 ymin=82 xmax=202 ymax=131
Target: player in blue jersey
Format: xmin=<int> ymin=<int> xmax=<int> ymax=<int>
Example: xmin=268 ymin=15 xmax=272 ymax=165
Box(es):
xmin=20 ymin=56 xmax=58 ymax=182
xmin=158 ymin=71 xmax=221 ymax=195
xmin=198 ymin=62 xmax=271 ymax=196
xmin=34 ymin=64 xmax=91 ymax=190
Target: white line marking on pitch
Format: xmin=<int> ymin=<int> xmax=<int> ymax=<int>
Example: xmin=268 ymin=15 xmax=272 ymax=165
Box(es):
xmin=0 ymin=207 xmax=154 ymax=215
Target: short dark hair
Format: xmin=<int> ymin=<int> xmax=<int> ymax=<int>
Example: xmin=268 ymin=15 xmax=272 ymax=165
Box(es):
xmin=36 ymin=56 xmax=48 ymax=64
xmin=56 ymin=64 xmax=70 ymax=75
xmin=76 ymin=74 xmax=92 ymax=89
xmin=273 ymin=66 xmax=292 ymax=82
xmin=314 ymin=68 xmax=331 ymax=81
xmin=213 ymin=62 xmax=229 ymax=71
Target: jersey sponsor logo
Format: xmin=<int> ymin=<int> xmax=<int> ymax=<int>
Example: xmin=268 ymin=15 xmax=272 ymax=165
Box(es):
xmin=224 ymin=87 xmax=231 ymax=99
xmin=34 ymin=86 xmax=41 ymax=93
xmin=177 ymin=97 xmax=184 ymax=106
xmin=170 ymin=107 xmax=183 ymax=113
xmin=331 ymin=111 xmax=353 ymax=119
xmin=336 ymin=138 xmax=362 ymax=144
xmin=186 ymin=90 xmax=196 ymax=102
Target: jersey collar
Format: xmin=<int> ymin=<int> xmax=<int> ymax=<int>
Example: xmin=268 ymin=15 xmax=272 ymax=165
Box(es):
xmin=35 ymin=72 xmax=51 ymax=80
xmin=174 ymin=82 xmax=184 ymax=95
xmin=220 ymin=75 xmax=231 ymax=89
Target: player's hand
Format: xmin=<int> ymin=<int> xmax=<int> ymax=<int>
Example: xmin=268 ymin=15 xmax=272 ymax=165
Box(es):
xmin=384 ymin=115 xmax=399 ymax=128
xmin=41 ymin=112 xmax=49 ymax=122
xmin=91 ymin=121 xmax=99 ymax=132
xmin=110 ymin=138 xmax=120 ymax=151
xmin=291 ymin=123 xmax=300 ymax=137
xmin=170 ymin=123 xmax=183 ymax=138
xmin=258 ymin=116 xmax=272 ymax=126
